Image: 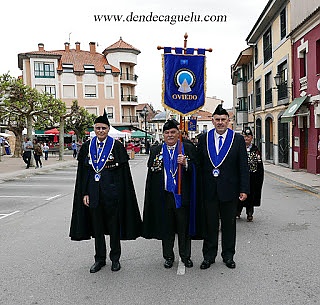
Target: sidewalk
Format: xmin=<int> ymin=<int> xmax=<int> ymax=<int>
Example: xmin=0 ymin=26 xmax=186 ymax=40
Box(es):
xmin=0 ymin=153 xmax=319 ymax=194
xmin=0 ymin=153 xmax=77 ymax=183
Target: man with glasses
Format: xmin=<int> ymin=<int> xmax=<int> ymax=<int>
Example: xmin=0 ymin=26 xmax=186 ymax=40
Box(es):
xmin=197 ymin=104 xmax=249 ymax=270
xmin=70 ymin=110 xmax=142 ymax=273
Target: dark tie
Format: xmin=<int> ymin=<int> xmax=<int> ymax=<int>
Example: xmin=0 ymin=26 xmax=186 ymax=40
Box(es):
xmin=218 ymin=136 xmax=223 ymax=151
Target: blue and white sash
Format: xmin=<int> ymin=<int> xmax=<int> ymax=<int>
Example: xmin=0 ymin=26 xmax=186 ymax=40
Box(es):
xmin=162 ymin=141 xmax=184 ymax=208
xmin=207 ymin=128 xmax=234 ymax=168
xmin=89 ymin=136 xmax=115 ymax=173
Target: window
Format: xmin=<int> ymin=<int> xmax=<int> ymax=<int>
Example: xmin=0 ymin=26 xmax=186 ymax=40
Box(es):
xmin=300 ymin=50 xmax=307 ymax=78
xmin=265 ymin=72 xmax=272 ymax=105
xmin=106 ymin=86 xmax=113 ymax=98
xmin=84 ymin=64 xmax=95 ymax=74
xmin=316 ymin=40 xmax=320 ymax=75
xmin=263 ymin=28 xmax=272 ymax=63
xmin=34 ymin=62 xmax=55 ymax=78
xmin=85 ymin=107 xmax=98 ymax=115
xmin=106 ymin=107 xmax=114 ymax=119
xmin=62 ymin=63 xmax=74 ymax=73
xmin=63 ymin=85 xmax=75 ymax=98
xmin=255 ymin=80 xmax=261 ymax=108
xmin=84 ymin=85 xmax=96 ymax=98
xmin=238 ymin=98 xmax=248 ymax=111
xmin=254 ymin=45 xmax=258 ymax=65
xmin=280 ymin=8 xmax=286 ymax=40
xmin=35 ymin=85 xmax=56 ymax=97
xmin=248 ymin=61 xmax=253 ymax=79
xmin=277 ymin=61 xmax=288 ymax=100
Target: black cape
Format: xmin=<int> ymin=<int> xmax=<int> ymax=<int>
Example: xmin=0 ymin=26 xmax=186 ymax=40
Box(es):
xmin=142 ymin=142 xmax=203 ymax=240
xmin=69 ymin=139 xmax=142 ymax=241
xmin=239 ymin=143 xmax=264 ymax=208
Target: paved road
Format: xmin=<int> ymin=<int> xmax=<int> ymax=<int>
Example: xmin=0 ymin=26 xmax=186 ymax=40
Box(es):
xmin=1 ymin=155 xmax=320 ymax=305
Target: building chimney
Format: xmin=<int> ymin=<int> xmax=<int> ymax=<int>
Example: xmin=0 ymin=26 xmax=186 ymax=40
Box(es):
xmin=64 ymin=42 xmax=70 ymax=52
xmin=38 ymin=43 xmax=44 ymax=51
xmin=75 ymin=42 xmax=80 ymax=52
xmin=89 ymin=42 xmax=96 ymax=54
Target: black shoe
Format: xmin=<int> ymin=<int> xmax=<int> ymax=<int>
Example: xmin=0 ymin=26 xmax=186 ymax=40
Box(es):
xmin=182 ymin=258 xmax=193 ymax=268
xmin=200 ymin=259 xmax=215 ymax=270
xmin=247 ymin=215 xmax=253 ymax=222
xmin=164 ymin=259 xmax=174 ymax=269
xmin=111 ymin=261 xmax=121 ymax=272
xmin=90 ymin=261 xmax=106 ymax=273
xmin=223 ymin=258 xmax=236 ymax=269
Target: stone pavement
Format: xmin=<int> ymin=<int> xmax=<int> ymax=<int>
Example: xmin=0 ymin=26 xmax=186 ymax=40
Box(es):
xmin=0 ymin=153 xmax=319 ymax=194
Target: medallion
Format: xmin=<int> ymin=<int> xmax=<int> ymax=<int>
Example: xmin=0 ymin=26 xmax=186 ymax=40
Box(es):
xmin=212 ymin=168 xmax=220 ymax=177
xmin=95 ymin=173 xmax=101 ymax=182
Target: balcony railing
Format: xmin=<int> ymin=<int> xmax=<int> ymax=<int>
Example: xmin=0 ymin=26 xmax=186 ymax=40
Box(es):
xmin=122 ymin=115 xmax=139 ymax=123
xmin=120 ymin=74 xmax=138 ymax=81
xmin=277 ymin=82 xmax=288 ymax=100
xmin=121 ymin=95 xmax=138 ymax=102
xmin=265 ymin=88 xmax=272 ymax=105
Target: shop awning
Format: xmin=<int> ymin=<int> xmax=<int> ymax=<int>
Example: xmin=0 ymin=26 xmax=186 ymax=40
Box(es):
xmin=280 ymin=96 xmax=308 ymax=123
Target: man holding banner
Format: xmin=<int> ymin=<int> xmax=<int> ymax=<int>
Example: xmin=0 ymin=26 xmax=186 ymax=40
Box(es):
xmin=197 ymin=104 xmax=249 ymax=270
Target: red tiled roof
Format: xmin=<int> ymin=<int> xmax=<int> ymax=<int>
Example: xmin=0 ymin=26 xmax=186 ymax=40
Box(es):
xmin=103 ymin=37 xmax=140 ymax=54
xmin=21 ymin=49 xmax=119 ymax=73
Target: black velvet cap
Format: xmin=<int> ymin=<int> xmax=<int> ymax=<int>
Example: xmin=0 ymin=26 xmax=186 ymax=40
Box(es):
xmin=242 ymin=127 xmax=253 ymax=136
xmin=212 ymin=104 xmax=229 ymax=116
xmin=163 ymin=119 xmax=179 ymax=132
xmin=94 ymin=109 xmax=110 ymax=126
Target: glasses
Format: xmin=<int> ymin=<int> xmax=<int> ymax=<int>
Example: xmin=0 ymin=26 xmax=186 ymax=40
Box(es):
xmin=95 ymin=127 xmax=107 ymax=130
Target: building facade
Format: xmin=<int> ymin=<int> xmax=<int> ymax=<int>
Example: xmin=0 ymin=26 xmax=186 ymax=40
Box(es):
xmin=18 ymin=38 xmax=140 ymax=127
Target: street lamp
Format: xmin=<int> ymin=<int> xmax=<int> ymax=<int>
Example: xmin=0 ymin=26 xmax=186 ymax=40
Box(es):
xmin=142 ymin=105 xmax=149 ymax=154
xmin=273 ymin=73 xmax=281 ymax=87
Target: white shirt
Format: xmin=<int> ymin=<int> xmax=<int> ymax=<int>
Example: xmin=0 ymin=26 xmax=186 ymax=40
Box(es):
xmin=214 ymin=130 xmax=228 ymax=153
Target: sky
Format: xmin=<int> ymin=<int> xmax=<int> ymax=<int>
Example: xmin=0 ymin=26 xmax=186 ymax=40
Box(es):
xmin=0 ymin=0 xmax=268 ymax=111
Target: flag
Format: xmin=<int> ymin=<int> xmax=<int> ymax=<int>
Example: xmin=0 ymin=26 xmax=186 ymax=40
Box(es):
xmin=162 ymin=52 xmax=206 ymax=116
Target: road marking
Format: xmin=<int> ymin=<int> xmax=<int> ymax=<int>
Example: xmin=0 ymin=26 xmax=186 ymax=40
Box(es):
xmin=0 ymin=210 xmax=20 ymax=220
xmin=46 ymin=194 xmax=61 ymax=201
xmin=177 ymin=258 xmax=185 ymax=275
xmin=0 ymin=195 xmax=35 ymax=198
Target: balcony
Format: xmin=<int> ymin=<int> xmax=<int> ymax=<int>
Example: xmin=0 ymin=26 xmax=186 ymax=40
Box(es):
xmin=236 ymin=78 xmax=247 ymax=98
xmin=122 ymin=115 xmax=139 ymax=123
xmin=120 ymin=73 xmax=138 ymax=85
xmin=121 ymin=95 xmax=138 ymax=105
xmin=277 ymin=82 xmax=288 ymax=100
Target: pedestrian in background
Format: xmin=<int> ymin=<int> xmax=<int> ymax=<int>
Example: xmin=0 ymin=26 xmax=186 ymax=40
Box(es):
xmin=71 ymin=140 xmax=78 ymax=158
xmin=197 ymin=104 xmax=249 ymax=270
xmin=22 ymin=137 xmax=33 ymax=169
xmin=33 ymin=139 xmax=43 ymax=168
xmin=237 ymin=128 xmax=264 ymax=222
xmin=69 ymin=110 xmax=142 ymax=273
xmin=43 ymin=143 xmax=49 ymax=160
xmin=4 ymin=138 xmax=11 ymax=155
xmin=142 ymin=119 xmax=197 ymax=269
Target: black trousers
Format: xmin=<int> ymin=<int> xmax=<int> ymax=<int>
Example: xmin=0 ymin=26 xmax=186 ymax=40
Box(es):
xmin=90 ymin=202 xmax=121 ymax=263
xmin=23 ymin=151 xmax=31 ymax=168
xmin=202 ymin=197 xmax=237 ymax=261
xmin=34 ymin=154 xmax=42 ymax=167
xmin=162 ymin=192 xmax=191 ymax=261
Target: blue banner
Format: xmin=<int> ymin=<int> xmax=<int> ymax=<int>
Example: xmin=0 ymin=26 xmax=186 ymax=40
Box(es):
xmin=188 ymin=118 xmax=197 ymax=131
xmin=162 ymin=53 xmax=206 ymax=116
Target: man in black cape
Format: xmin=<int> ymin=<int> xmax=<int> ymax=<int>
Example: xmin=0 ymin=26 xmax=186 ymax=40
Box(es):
xmin=69 ymin=110 xmax=142 ymax=273
xmin=237 ymin=127 xmax=264 ymax=222
xmin=142 ymin=119 xmax=198 ymax=269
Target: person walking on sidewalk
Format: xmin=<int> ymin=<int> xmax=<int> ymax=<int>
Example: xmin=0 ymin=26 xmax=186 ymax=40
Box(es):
xmin=69 ymin=110 xmax=142 ymax=273
xmin=197 ymin=104 xmax=250 ymax=270
xmin=43 ymin=143 xmax=49 ymax=160
xmin=4 ymin=138 xmax=11 ymax=155
xmin=142 ymin=119 xmax=198 ymax=269
xmin=237 ymin=127 xmax=264 ymax=222
xmin=22 ymin=137 xmax=33 ymax=169
xmin=71 ymin=140 xmax=78 ymax=158
xmin=33 ymin=139 xmax=43 ymax=168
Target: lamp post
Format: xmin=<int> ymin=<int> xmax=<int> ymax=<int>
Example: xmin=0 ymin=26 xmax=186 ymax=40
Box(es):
xmin=142 ymin=105 xmax=149 ymax=154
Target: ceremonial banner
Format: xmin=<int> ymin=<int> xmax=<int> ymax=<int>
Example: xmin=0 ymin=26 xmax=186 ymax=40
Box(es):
xmin=188 ymin=118 xmax=197 ymax=131
xmin=162 ymin=51 xmax=206 ymax=116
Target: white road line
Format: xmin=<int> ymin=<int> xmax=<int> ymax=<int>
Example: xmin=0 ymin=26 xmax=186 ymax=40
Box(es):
xmin=0 ymin=210 xmax=20 ymax=220
xmin=46 ymin=194 xmax=61 ymax=201
xmin=177 ymin=258 xmax=185 ymax=275
xmin=0 ymin=195 xmax=35 ymax=198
